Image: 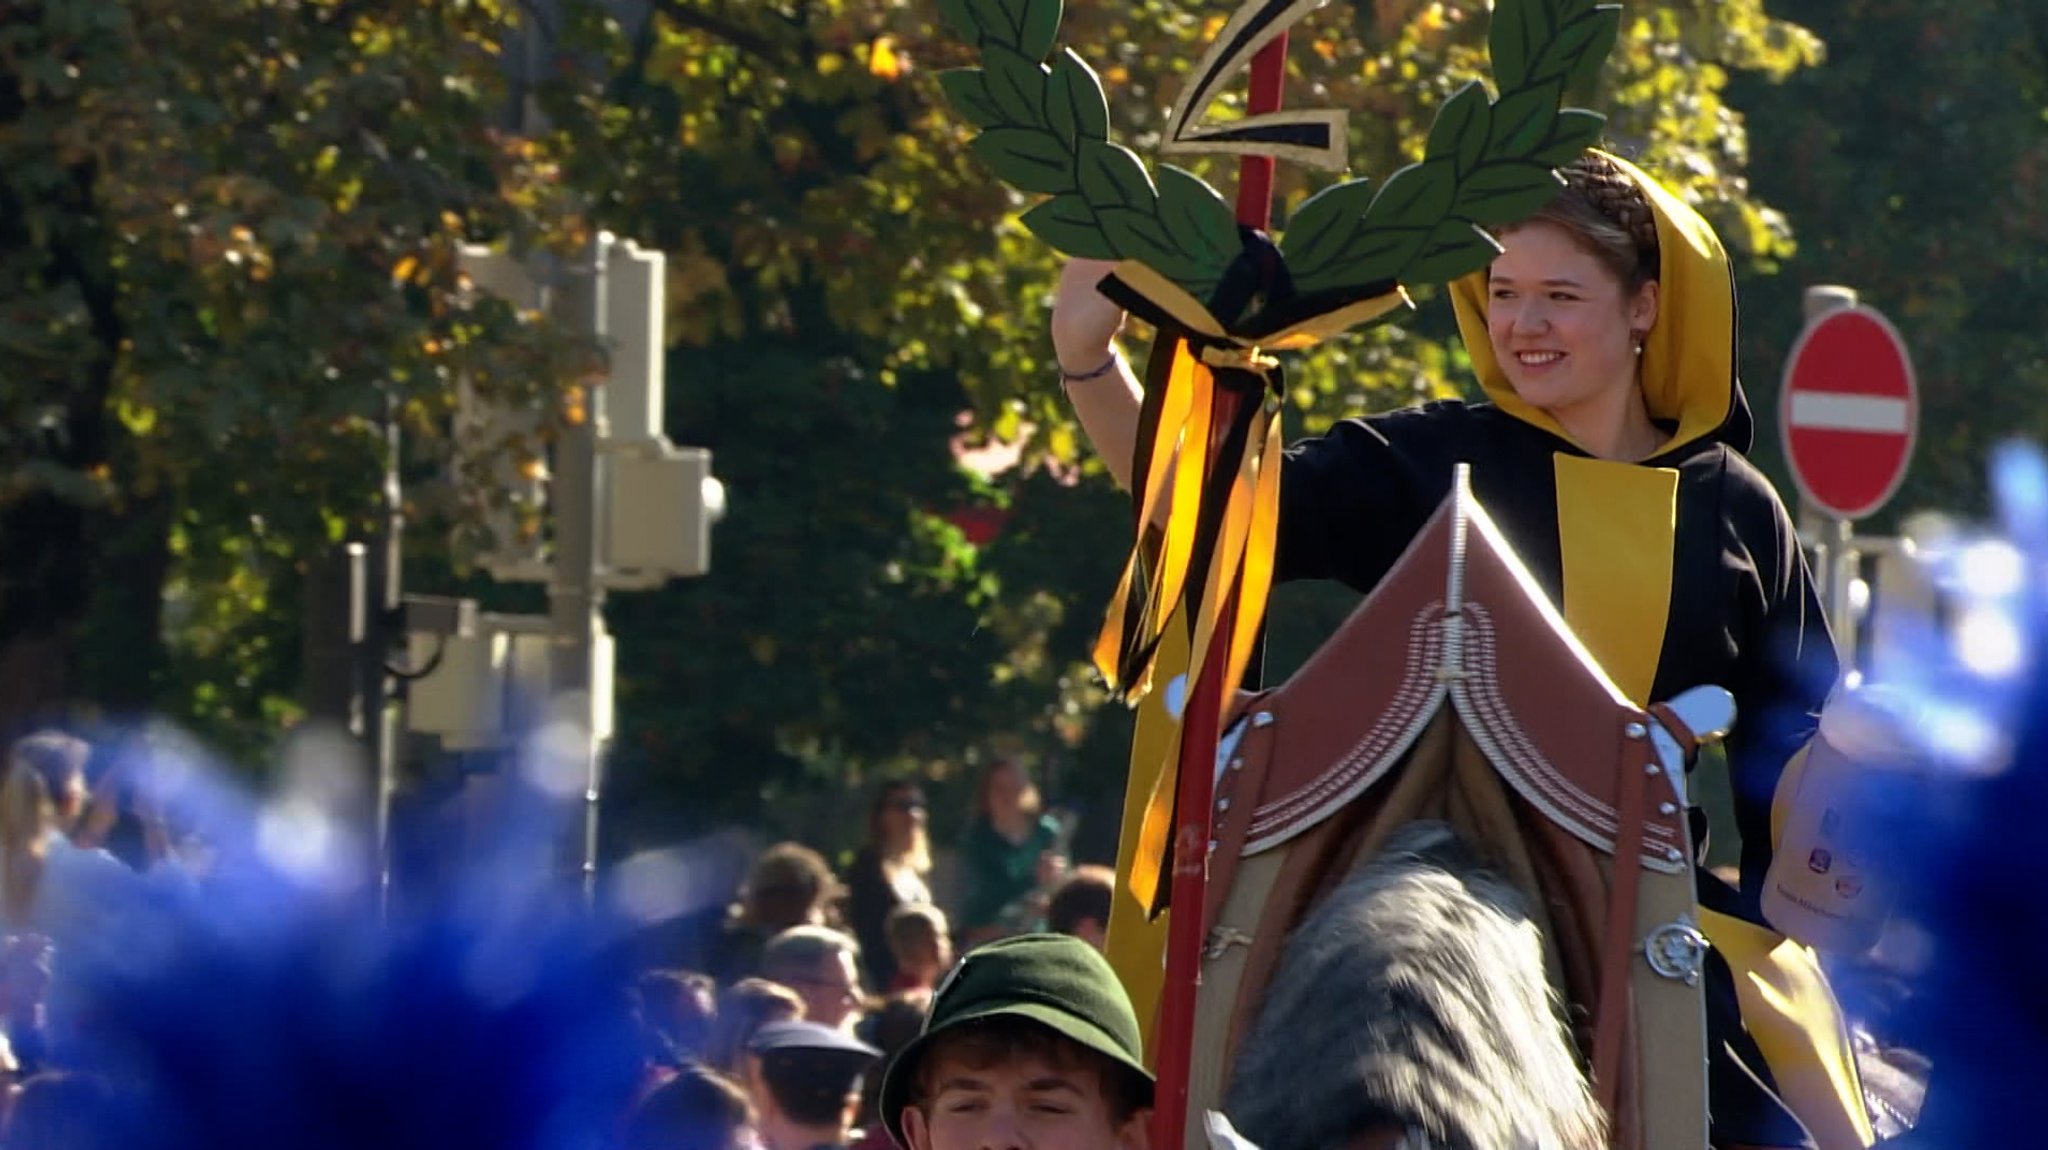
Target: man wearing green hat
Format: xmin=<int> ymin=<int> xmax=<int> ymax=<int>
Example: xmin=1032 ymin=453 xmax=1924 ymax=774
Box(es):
xmin=880 ymin=933 xmax=1154 ymax=1150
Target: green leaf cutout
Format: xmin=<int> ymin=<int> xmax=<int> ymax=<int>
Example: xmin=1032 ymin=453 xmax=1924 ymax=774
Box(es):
xmin=1016 ymin=0 xmax=1063 ymax=61
xmin=969 ymin=0 xmax=1018 ymax=46
xmin=1155 ymin=165 xmax=1240 ymax=267
xmin=938 ymin=69 xmax=1006 ymax=130
xmin=1427 ymin=81 xmax=1495 ymax=176
xmin=982 ymin=44 xmax=1049 ymax=127
xmin=1488 ymin=80 xmax=1564 ymax=158
xmin=1021 ymin=195 xmax=1118 ymax=260
xmin=971 ymin=129 xmax=1075 ymax=194
xmin=935 ymin=0 xmax=977 ymax=43
xmin=1566 ymin=7 xmax=1621 ymax=94
xmin=1046 ymin=51 xmax=1109 ymax=147
xmin=1531 ymin=9 xmax=1619 ymax=86
xmin=1076 ymin=139 xmax=1156 ymax=212
xmin=1280 ymin=179 xmax=1377 ymax=280
xmin=1321 ymin=226 xmax=1431 ymax=291
xmin=1363 ymin=159 xmax=1458 ymax=232
xmin=1490 ymin=0 xmax=1547 ymax=90
xmin=1097 ymin=206 xmax=1200 ymax=279
xmin=1458 ymin=163 xmax=1568 ymax=222
xmin=1531 ymin=109 xmax=1606 ymax=165
xmin=1402 ymin=221 xmax=1504 ymax=285
xmin=935 ymin=0 xmax=1622 ymax=319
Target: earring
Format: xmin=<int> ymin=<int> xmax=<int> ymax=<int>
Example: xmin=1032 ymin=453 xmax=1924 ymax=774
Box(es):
xmin=1631 ymin=330 xmax=1647 ymax=356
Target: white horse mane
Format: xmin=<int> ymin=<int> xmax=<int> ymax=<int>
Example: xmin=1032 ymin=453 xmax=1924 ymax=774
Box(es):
xmin=1220 ymin=821 xmax=1604 ymax=1150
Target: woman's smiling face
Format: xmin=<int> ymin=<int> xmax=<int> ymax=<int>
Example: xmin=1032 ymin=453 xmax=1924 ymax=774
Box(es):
xmin=1485 ymin=220 xmax=1658 ymax=427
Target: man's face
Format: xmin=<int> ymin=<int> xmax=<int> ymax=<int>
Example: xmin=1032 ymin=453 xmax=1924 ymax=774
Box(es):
xmin=795 ymin=950 xmax=862 ymax=1030
xmin=901 ymin=1052 xmax=1150 ymax=1150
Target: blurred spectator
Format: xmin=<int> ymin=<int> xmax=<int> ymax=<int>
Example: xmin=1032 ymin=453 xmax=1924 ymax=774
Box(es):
xmin=705 ymin=979 xmax=806 ymax=1079
xmin=0 ymin=733 xmax=136 ymax=941
xmin=7 ymin=1071 xmax=112 ymax=1150
xmin=1046 ymin=865 xmax=1115 ymax=952
xmin=881 ymin=904 xmax=951 ymax=994
xmin=851 ymin=990 xmax=933 ymax=1140
xmin=742 ymin=1021 xmax=879 ymax=1150
xmin=0 ymin=934 xmax=52 ymax=1076
xmin=842 ymin=781 xmax=932 ymax=993
xmin=958 ymin=761 xmax=1065 ymax=945
xmin=707 ymin=845 xmax=843 ymax=985
xmin=622 ymin=1062 xmax=759 ymax=1150
xmin=637 ymin=969 xmax=718 ymax=1064
xmin=761 ymin=927 xmax=865 ymax=1035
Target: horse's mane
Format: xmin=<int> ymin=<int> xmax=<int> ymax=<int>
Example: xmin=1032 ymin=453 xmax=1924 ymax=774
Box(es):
xmin=1223 ymin=821 xmax=1605 ymax=1150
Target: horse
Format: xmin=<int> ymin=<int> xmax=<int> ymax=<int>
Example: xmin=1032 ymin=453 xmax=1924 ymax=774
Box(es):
xmin=1224 ymin=820 xmax=1605 ymax=1150
xmin=1155 ymin=471 xmax=1720 ymax=1150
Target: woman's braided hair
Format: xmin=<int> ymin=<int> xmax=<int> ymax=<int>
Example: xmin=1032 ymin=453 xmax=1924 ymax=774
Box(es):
xmin=1503 ymin=151 xmax=1661 ymax=291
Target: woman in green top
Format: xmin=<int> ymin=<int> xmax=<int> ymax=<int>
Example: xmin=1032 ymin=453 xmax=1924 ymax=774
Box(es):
xmin=957 ymin=760 xmax=1065 ymax=945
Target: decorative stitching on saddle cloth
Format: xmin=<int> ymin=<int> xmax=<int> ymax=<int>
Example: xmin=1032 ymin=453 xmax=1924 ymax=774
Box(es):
xmin=1244 ymin=605 xmax=1448 ymax=854
xmin=1452 ymin=603 xmax=1685 ymax=873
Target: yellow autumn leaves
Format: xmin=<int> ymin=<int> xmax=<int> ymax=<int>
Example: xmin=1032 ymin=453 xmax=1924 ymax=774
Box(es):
xmin=815 ymin=35 xmax=909 ymax=80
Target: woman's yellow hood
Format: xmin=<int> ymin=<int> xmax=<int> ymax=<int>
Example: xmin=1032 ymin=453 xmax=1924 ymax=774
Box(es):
xmin=1449 ymin=150 xmax=1751 ymax=456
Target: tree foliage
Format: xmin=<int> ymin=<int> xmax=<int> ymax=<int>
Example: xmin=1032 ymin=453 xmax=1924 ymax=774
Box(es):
xmin=0 ymin=0 xmax=590 ymax=744
xmin=1727 ymin=1 xmax=2048 ymax=520
xmin=6 ymin=0 xmax=1855 ymax=855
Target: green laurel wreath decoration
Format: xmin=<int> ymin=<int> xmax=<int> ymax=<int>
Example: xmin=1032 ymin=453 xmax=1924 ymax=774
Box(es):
xmin=936 ymin=0 xmax=1621 ymax=323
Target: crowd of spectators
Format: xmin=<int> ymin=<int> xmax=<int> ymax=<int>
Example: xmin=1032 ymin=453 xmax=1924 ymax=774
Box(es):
xmin=0 ymin=731 xmax=1118 ymax=1150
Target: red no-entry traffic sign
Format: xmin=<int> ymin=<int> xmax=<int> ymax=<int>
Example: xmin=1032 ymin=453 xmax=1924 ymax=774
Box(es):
xmin=1779 ymin=305 xmax=1918 ymax=520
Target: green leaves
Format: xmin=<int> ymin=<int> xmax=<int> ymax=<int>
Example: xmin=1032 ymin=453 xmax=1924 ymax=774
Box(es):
xmin=1021 ymin=195 xmax=1117 ymax=259
xmin=935 ymin=0 xmax=977 ymax=42
xmin=941 ymin=0 xmax=1620 ymax=312
xmin=1364 ymin=159 xmax=1457 ymax=232
xmin=1489 ymin=0 xmax=1546 ymax=89
xmin=970 ymin=128 xmax=1074 ymax=194
xmin=1459 ymin=163 xmax=1568 ymax=221
xmin=1532 ymin=109 xmax=1606 ymax=166
xmin=1537 ymin=7 xmax=1621 ymax=92
xmin=1015 ymin=0 xmax=1063 ymax=61
xmin=1076 ymin=139 xmax=1155 ymax=211
xmin=982 ymin=44 xmax=1048 ymax=126
xmin=1488 ymin=81 xmax=1564 ymax=158
xmin=1156 ymin=165 xmax=1239 ymax=267
xmin=938 ymin=69 xmax=1005 ymax=129
xmin=1292 ymin=0 xmax=1619 ymax=291
xmin=1046 ymin=51 xmax=1109 ymax=146
xmin=1402 ymin=222 xmax=1505 ymax=286
xmin=936 ymin=0 xmax=1232 ymax=302
xmin=1427 ymin=82 xmax=1495 ymax=176
xmin=1281 ymin=179 xmax=1378 ymax=272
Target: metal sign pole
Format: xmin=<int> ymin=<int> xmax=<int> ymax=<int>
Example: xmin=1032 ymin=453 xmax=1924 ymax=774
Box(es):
xmin=1799 ymin=285 xmax=1862 ymax=669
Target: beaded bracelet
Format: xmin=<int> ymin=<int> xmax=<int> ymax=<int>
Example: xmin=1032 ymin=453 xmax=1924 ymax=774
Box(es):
xmin=1060 ymin=350 xmax=1122 ymax=384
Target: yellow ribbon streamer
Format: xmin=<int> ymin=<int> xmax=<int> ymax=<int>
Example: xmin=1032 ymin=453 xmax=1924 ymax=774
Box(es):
xmin=1092 ymin=261 xmax=1409 ymax=915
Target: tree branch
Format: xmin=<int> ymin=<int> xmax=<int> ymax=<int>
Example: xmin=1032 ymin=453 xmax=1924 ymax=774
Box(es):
xmin=645 ymin=0 xmax=794 ymax=68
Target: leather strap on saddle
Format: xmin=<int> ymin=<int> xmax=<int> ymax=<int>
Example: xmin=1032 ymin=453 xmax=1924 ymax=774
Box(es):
xmin=1647 ymin=702 xmax=1701 ymax=765
xmin=1593 ymin=720 xmax=1657 ymax=1122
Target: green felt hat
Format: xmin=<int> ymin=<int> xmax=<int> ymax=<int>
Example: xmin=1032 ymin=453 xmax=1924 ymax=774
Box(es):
xmin=879 ymin=934 xmax=1153 ymax=1145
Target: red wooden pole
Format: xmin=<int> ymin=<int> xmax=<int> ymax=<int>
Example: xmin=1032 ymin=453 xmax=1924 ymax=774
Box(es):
xmin=1149 ymin=33 xmax=1287 ymax=1150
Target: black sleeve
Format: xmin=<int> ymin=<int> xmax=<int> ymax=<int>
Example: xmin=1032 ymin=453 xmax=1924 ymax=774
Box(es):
xmin=841 ymin=849 xmax=897 ymax=990
xmin=1276 ymin=406 xmax=1456 ymax=592
xmin=1722 ymin=471 xmax=1840 ymax=916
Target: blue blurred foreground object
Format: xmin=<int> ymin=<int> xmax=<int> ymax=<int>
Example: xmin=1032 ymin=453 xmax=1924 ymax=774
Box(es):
xmin=1823 ymin=441 xmax=2048 ymax=1146
xmin=53 ymin=717 xmax=649 ymax=1150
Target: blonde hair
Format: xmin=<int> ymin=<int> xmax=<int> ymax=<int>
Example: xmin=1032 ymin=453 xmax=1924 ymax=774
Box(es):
xmin=1 ymin=732 xmax=87 ymax=923
xmin=884 ymin=901 xmax=948 ymax=963
xmin=868 ymin=781 xmax=932 ymax=877
xmin=973 ymin=759 xmax=1042 ymax=825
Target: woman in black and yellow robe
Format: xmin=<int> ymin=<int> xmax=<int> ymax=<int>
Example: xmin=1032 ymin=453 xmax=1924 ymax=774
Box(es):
xmin=1059 ymin=151 xmax=1874 ymax=1149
